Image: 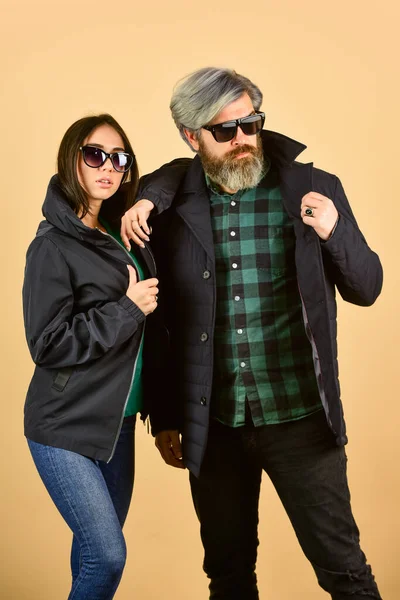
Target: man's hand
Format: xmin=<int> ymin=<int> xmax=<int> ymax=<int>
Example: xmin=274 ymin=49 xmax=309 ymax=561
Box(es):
xmin=155 ymin=430 xmax=185 ymax=469
xmin=125 ymin=265 xmax=158 ymax=315
xmin=121 ymin=199 xmax=155 ymax=250
xmin=301 ymin=192 xmax=339 ymax=241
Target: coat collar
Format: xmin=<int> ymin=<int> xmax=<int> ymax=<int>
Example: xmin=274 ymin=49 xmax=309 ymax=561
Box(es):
xmin=260 ymin=129 xmax=307 ymax=167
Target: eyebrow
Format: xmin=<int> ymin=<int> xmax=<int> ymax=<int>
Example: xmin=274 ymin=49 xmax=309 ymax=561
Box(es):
xmin=86 ymin=143 xmax=126 ymax=152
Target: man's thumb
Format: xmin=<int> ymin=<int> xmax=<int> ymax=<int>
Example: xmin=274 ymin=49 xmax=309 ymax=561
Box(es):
xmin=126 ymin=264 xmax=137 ymax=285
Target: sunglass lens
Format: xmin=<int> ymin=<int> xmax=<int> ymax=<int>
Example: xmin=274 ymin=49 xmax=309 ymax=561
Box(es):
xmin=112 ymin=153 xmax=132 ymax=172
xmin=214 ymin=124 xmax=237 ymax=143
xmin=83 ymin=146 xmax=105 ymax=168
xmin=240 ymin=115 xmax=264 ymax=136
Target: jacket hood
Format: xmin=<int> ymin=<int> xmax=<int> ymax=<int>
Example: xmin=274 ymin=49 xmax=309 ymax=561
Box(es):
xmin=40 ymin=174 xmax=129 ymax=240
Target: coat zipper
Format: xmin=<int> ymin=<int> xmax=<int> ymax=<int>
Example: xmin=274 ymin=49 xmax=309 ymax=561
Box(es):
xmin=138 ymin=242 xmax=155 ymax=434
xmin=95 ymin=228 xmax=147 ymax=463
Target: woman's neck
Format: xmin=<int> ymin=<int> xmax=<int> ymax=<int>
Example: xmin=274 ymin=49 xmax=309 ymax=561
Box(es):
xmin=80 ymin=201 xmax=105 ymax=231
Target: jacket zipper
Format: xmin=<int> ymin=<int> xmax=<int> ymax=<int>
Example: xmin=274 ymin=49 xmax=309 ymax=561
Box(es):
xmin=139 ymin=242 xmax=155 ymax=434
xmin=96 ymin=229 xmax=146 ymax=462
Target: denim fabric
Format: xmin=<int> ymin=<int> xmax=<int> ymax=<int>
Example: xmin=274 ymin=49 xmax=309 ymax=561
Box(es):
xmin=190 ymin=411 xmax=381 ymax=599
xmin=28 ymin=416 xmax=135 ymax=600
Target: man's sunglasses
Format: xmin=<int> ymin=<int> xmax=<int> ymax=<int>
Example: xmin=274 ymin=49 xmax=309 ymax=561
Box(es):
xmin=80 ymin=145 xmax=134 ymax=173
xmin=202 ymin=111 xmax=265 ymax=143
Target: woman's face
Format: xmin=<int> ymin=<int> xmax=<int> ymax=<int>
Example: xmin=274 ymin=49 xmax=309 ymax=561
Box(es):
xmin=77 ymin=124 xmax=126 ymax=205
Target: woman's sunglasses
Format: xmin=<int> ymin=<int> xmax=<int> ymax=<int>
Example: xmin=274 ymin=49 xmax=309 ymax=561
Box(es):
xmin=80 ymin=145 xmax=133 ymax=173
xmin=202 ymin=112 xmax=265 ymax=143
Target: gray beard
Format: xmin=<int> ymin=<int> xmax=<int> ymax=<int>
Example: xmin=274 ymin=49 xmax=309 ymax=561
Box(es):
xmin=198 ymin=136 xmax=267 ymax=192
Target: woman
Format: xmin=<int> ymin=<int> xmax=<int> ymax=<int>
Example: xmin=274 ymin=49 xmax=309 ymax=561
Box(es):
xmin=23 ymin=114 xmax=159 ymax=599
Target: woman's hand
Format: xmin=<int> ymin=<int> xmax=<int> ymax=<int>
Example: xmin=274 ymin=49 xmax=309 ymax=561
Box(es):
xmin=126 ymin=265 xmax=158 ymax=315
xmin=121 ymin=199 xmax=155 ymax=250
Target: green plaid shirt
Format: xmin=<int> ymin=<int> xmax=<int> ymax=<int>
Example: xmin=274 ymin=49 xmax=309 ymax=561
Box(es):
xmin=208 ymin=165 xmax=322 ymax=427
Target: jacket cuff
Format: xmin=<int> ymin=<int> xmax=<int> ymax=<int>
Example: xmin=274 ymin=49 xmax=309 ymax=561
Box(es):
xmin=151 ymin=423 xmax=182 ymax=437
xmin=320 ymin=215 xmax=340 ymax=244
xmin=137 ymin=189 xmax=163 ymax=215
xmin=320 ymin=213 xmax=347 ymax=251
xmin=118 ymin=295 xmax=146 ymax=324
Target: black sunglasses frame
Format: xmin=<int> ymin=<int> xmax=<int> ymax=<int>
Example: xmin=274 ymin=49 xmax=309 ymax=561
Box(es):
xmin=202 ymin=111 xmax=265 ymax=143
xmin=79 ymin=145 xmax=134 ymax=173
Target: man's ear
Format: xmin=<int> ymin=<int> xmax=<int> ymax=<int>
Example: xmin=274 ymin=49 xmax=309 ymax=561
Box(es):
xmin=184 ymin=128 xmax=200 ymax=152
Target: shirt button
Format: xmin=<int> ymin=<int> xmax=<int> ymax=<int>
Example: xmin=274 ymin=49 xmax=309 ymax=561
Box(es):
xmin=230 ymin=231 xmax=236 ymax=237
xmin=232 ymin=263 xmax=238 ymax=269
xmin=200 ymin=396 xmax=207 ymax=406
xmin=202 ymin=270 xmax=211 ymax=279
xmin=200 ymin=332 xmax=209 ymax=342
xmin=237 ymin=329 xmax=243 ymax=334
xmin=240 ymin=362 xmax=246 ymax=367
xmin=234 ymin=295 xmax=240 ymax=301
xmin=231 ymin=201 xmax=236 ymax=206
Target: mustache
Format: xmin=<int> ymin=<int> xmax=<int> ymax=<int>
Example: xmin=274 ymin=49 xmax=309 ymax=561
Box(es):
xmin=225 ymin=144 xmax=260 ymax=160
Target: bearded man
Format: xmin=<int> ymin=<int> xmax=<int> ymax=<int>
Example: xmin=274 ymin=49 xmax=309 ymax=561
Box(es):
xmin=122 ymin=67 xmax=382 ymax=600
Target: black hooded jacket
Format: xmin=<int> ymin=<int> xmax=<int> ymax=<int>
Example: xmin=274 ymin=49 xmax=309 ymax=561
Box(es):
xmin=23 ymin=175 xmax=158 ymax=462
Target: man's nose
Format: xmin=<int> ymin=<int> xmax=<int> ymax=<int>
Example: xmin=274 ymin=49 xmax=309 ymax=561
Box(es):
xmin=232 ymin=124 xmax=247 ymax=144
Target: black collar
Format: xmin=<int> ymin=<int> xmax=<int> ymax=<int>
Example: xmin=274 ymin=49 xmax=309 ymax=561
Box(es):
xmin=260 ymin=129 xmax=306 ymax=167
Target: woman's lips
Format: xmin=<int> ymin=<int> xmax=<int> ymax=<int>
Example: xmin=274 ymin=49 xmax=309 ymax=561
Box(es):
xmin=96 ymin=178 xmax=113 ymax=188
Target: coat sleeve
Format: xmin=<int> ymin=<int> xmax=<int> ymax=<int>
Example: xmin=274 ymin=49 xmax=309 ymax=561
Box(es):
xmin=321 ymin=176 xmax=383 ymax=306
xmin=23 ymin=236 xmax=145 ymax=368
xmin=137 ymin=158 xmax=192 ymax=214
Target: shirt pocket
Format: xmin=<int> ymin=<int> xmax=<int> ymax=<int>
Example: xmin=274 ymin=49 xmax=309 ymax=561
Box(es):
xmin=255 ymin=225 xmax=296 ymax=274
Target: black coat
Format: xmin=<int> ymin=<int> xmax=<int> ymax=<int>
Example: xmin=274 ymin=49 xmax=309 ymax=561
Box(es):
xmin=140 ymin=130 xmax=383 ymax=477
xmin=23 ymin=175 xmax=157 ymax=462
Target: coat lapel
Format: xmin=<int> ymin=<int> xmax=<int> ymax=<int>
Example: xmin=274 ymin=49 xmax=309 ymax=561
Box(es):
xmin=176 ymin=156 xmax=215 ymax=262
xmin=279 ymin=162 xmax=313 ymax=224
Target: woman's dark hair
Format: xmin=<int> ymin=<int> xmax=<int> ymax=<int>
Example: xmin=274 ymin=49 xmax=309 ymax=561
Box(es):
xmin=57 ymin=114 xmax=139 ymax=220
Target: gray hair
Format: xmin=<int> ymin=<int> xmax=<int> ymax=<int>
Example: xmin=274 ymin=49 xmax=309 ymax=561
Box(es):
xmin=170 ymin=67 xmax=263 ymax=150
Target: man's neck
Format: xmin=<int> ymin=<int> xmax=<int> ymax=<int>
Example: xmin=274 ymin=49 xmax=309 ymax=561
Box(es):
xmin=219 ymin=184 xmax=238 ymax=195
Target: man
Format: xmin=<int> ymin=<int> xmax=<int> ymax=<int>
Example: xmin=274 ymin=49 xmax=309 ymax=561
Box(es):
xmin=122 ymin=67 xmax=383 ymax=599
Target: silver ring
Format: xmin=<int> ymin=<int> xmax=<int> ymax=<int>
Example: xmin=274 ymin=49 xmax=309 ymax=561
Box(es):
xmin=305 ymin=207 xmax=314 ymax=217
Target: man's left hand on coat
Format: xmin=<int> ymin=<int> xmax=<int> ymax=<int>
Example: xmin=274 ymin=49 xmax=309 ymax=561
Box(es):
xmin=301 ymin=191 xmax=339 ymax=241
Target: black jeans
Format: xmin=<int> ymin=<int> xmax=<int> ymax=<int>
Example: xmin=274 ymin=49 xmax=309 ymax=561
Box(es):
xmin=189 ymin=410 xmax=381 ymax=599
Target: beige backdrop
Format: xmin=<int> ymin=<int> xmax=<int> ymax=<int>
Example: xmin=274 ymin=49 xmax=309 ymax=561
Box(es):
xmin=1 ymin=0 xmax=399 ymax=598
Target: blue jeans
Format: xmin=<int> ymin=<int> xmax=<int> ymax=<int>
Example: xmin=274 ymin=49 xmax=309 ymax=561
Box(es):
xmin=28 ymin=415 xmax=135 ymax=600
xmin=190 ymin=410 xmax=381 ymax=599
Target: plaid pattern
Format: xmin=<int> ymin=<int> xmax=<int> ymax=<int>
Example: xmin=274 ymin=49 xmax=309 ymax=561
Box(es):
xmin=208 ymin=166 xmax=322 ymax=427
